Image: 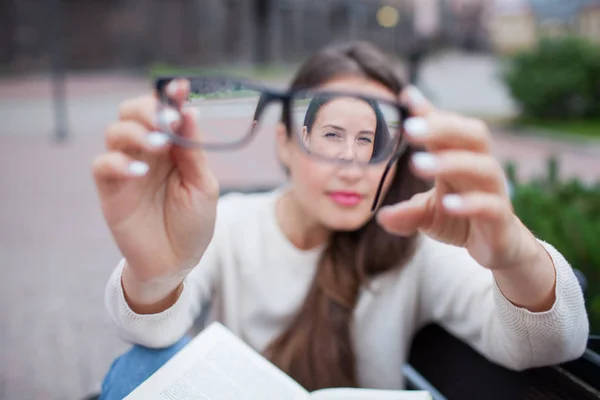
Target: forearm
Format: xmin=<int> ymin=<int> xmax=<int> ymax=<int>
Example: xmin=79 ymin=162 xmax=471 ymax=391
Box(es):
xmin=121 ymin=261 xmax=188 ymax=314
xmin=492 ymin=232 xmax=557 ymax=313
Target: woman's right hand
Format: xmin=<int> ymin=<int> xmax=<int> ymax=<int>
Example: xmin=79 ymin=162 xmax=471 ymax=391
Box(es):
xmin=92 ymin=78 xmax=219 ymax=298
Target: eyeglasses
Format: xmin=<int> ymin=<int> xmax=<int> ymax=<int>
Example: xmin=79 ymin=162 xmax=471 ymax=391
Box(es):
xmin=155 ymin=76 xmax=410 ymax=210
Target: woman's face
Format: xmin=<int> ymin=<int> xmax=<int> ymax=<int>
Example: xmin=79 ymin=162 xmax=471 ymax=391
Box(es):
xmin=277 ymin=75 xmax=399 ymax=232
xmin=301 ymin=97 xmax=377 ymax=164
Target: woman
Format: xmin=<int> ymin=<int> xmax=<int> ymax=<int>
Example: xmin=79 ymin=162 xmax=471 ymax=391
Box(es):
xmin=94 ymin=41 xmax=588 ymax=399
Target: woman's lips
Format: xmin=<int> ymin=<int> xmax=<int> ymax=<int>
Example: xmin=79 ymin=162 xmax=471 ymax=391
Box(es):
xmin=328 ymin=191 xmax=363 ymax=206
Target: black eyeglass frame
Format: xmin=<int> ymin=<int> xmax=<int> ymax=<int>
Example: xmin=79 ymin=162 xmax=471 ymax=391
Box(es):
xmin=155 ymin=75 xmax=411 ymax=211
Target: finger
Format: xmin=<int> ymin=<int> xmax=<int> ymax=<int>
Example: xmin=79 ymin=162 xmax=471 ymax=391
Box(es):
xmin=92 ymin=152 xmax=149 ymax=190
xmin=170 ymin=108 xmax=215 ymax=190
xmin=399 ymin=85 xmax=436 ymax=117
xmin=410 ymin=151 xmax=506 ymax=194
xmin=164 ymin=78 xmax=191 ymax=109
xmin=119 ymin=95 xmax=182 ymax=133
xmin=376 ymin=190 xmax=433 ymax=236
xmin=440 ymin=192 xmax=513 ymax=222
xmin=105 ymin=121 xmax=172 ymax=154
xmin=404 ymin=112 xmax=491 ymax=153
xmin=157 ymin=79 xmax=191 ymax=134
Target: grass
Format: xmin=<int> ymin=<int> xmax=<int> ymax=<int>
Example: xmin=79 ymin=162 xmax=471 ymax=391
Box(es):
xmin=520 ymin=117 xmax=600 ymax=138
xmin=148 ymin=62 xmax=295 ymax=82
xmin=189 ymin=90 xmax=260 ymax=100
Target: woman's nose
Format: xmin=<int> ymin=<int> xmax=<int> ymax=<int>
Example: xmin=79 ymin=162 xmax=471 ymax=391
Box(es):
xmin=337 ymin=142 xmax=356 ymax=162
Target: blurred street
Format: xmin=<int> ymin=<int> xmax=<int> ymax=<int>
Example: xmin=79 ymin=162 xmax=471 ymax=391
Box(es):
xmin=1 ymin=51 xmax=600 ymax=400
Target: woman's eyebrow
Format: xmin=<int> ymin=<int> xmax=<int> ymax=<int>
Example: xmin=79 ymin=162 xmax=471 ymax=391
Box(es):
xmin=322 ymin=124 xmax=346 ymax=131
xmin=321 ymin=124 xmax=375 ymax=135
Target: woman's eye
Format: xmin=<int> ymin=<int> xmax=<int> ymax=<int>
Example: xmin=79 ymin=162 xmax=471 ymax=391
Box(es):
xmin=358 ymin=137 xmax=373 ymax=144
xmin=324 ymin=132 xmax=340 ymax=139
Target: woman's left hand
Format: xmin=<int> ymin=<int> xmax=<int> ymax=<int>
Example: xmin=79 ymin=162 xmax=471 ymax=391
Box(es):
xmin=376 ymin=87 xmax=545 ymax=272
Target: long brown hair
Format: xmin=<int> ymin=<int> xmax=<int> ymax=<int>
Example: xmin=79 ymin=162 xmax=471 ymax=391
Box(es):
xmin=263 ymin=41 xmax=428 ymax=391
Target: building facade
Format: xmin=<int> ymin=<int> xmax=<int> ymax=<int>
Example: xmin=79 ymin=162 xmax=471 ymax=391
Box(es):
xmin=0 ymin=0 xmax=490 ymax=73
xmin=488 ymin=0 xmax=600 ymax=54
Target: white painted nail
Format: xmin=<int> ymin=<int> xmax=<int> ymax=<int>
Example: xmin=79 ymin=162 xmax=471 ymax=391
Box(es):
xmin=404 ymin=117 xmax=428 ymax=137
xmin=158 ymin=108 xmax=181 ymax=127
xmin=442 ymin=194 xmax=464 ymax=210
xmin=505 ymin=177 xmax=514 ymax=199
xmin=166 ymin=80 xmax=179 ymax=97
xmin=412 ymin=152 xmax=438 ymax=171
xmin=128 ymin=161 xmax=149 ymax=176
xmin=147 ymin=131 xmax=170 ymax=148
xmin=186 ymin=107 xmax=200 ymax=121
xmin=406 ymin=85 xmax=426 ymax=106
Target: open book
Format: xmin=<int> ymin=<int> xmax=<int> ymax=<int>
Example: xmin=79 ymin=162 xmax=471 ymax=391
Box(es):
xmin=125 ymin=322 xmax=432 ymax=400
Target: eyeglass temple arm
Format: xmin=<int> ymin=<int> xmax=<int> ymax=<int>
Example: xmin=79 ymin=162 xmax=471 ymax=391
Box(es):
xmin=371 ymin=151 xmax=403 ymax=212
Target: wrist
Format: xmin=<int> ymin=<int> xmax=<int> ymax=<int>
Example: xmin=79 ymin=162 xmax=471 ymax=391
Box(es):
xmin=504 ymin=217 xmax=547 ymax=272
xmin=121 ymin=261 xmax=187 ymax=314
xmin=492 ymin=239 xmax=556 ymax=312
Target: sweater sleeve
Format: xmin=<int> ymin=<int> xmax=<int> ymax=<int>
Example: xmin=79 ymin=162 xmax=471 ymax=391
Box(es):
xmin=104 ymin=244 xmax=219 ymax=348
xmin=416 ymin=236 xmax=589 ymax=371
xmin=103 ymin=195 xmax=239 ymax=349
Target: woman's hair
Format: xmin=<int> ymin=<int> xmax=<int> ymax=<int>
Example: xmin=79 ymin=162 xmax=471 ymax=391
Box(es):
xmin=262 ymin=41 xmax=429 ymax=391
xmin=302 ymin=93 xmax=391 ymax=160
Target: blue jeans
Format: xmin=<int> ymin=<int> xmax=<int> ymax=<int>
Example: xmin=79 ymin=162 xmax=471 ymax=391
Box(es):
xmin=100 ymin=336 xmax=192 ymax=400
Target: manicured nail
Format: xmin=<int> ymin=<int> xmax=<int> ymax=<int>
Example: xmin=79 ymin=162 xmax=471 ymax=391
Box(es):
xmin=404 ymin=117 xmax=428 ymax=137
xmin=186 ymin=107 xmax=200 ymax=120
xmin=378 ymin=204 xmax=397 ymax=214
xmin=504 ymin=177 xmax=514 ymax=199
xmin=147 ymin=131 xmax=170 ymax=148
xmin=412 ymin=152 xmax=438 ymax=171
xmin=128 ymin=161 xmax=149 ymax=176
xmin=406 ymin=85 xmax=426 ymax=106
xmin=158 ymin=108 xmax=180 ymax=127
xmin=442 ymin=194 xmax=463 ymax=210
xmin=166 ymin=80 xmax=179 ymax=97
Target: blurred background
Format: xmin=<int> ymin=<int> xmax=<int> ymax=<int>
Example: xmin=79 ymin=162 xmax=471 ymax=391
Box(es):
xmin=1 ymin=0 xmax=599 ymax=399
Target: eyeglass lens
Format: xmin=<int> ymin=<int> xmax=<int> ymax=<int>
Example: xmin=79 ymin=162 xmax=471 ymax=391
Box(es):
xmin=158 ymin=77 xmax=403 ymax=164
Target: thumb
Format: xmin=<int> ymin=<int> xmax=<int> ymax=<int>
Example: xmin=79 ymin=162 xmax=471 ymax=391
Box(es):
xmin=376 ymin=190 xmax=432 ymax=236
xmin=171 ymin=108 xmax=214 ymax=191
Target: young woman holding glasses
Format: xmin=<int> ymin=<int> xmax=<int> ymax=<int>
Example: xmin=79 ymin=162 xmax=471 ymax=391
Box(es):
xmin=93 ymin=41 xmax=588 ymax=399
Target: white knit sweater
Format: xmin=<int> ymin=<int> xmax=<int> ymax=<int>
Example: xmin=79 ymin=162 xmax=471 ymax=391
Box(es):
xmin=105 ymin=188 xmax=589 ymax=389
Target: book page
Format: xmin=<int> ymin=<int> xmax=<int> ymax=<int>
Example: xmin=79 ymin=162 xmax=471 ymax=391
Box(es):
xmin=310 ymin=388 xmax=432 ymax=400
xmin=125 ymin=322 xmax=308 ymax=400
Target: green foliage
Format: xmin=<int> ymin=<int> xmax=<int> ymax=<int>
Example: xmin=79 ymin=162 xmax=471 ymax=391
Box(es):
xmin=507 ymin=158 xmax=600 ymax=334
xmin=520 ymin=117 xmax=600 ymax=138
xmin=148 ymin=62 xmax=292 ymax=81
xmin=502 ymin=36 xmax=600 ymax=120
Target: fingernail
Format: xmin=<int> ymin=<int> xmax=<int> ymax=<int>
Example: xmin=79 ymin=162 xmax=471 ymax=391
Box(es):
xmin=128 ymin=161 xmax=149 ymax=176
xmin=406 ymin=85 xmax=426 ymax=106
xmin=166 ymin=80 xmax=179 ymax=97
xmin=504 ymin=177 xmax=514 ymax=199
xmin=404 ymin=117 xmax=428 ymax=137
xmin=158 ymin=108 xmax=181 ymax=127
xmin=147 ymin=131 xmax=170 ymax=148
xmin=412 ymin=152 xmax=438 ymax=171
xmin=377 ymin=205 xmax=398 ymax=219
xmin=186 ymin=107 xmax=200 ymax=120
xmin=378 ymin=205 xmax=394 ymax=215
xmin=442 ymin=194 xmax=463 ymax=210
